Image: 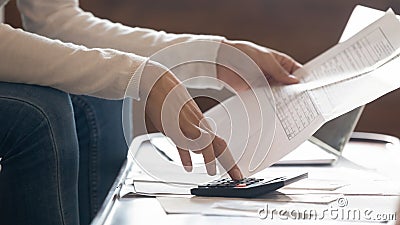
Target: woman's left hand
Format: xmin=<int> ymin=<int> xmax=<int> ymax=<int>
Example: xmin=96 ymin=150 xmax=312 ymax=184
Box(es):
xmin=217 ymin=39 xmax=302 ymax=91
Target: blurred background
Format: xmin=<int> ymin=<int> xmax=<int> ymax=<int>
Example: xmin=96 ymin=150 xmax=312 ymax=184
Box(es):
xmin=4 ymin=0 xmax=400 ymax=137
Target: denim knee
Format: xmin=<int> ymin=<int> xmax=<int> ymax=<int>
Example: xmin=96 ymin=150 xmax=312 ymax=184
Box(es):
xmin=0 ymin=82 xmax=79 ymax=159
xmin=0 ymin=82 xmax=80 ymax=225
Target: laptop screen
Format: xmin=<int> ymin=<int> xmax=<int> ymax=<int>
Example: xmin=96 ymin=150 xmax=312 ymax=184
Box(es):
xmin=311 ymin=107 xmax=363 ymax=155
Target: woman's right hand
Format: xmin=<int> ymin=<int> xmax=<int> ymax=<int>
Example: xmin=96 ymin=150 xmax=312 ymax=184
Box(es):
xmin=139 ymin=61 xmax=243 ymax=180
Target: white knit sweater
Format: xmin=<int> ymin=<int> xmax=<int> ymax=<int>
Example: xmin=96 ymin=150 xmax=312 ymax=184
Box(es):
xmin=0 ymin=0 xmax=224 ymax=99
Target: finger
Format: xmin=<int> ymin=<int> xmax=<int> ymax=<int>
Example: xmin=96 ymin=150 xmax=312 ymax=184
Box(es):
xmin=177 ymin=147 xmax=193 ymax=172
xmin=177 ymin=99 xmax=217 ymax=174
xmin=201 ymin=143 xmax=217 ymax=176
xmin=179 ymin=101 xmax=204 ymax=141
xmin=212 ymin=136 xmax=243 ymax=180
xmin=277 ymin=53 xmax=302 ymax=73
xmin=261 ymin=54 xmax=299 ymax=84
xmin=289 ymin=60 xmax=302 ymax=73
xmin=227 ymin=164 xmax=243 ymax=181
xmin=179 ymin=105 xmax=215 ymax=154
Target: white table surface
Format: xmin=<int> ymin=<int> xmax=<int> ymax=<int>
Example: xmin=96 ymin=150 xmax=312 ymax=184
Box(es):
xmin=93 ymin=134 xmax=400 ymax=225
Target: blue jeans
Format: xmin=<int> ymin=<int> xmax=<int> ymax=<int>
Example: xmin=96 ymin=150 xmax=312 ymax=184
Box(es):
xmin=0 ymin=82 xmax=128 ymax=225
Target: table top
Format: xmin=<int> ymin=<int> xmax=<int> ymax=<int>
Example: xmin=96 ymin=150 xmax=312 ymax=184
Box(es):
xmin=92 ymin=134 xmax=400 ymax=225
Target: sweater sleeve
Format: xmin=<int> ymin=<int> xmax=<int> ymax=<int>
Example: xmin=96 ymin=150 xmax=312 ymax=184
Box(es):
xmin=16 ymin=0 xmax=225 ymax=90
xmin=0 ymin=23 xmax=146 ymax=99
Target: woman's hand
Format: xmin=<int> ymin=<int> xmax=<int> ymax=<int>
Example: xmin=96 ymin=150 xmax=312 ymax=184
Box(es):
xmin=217 ymin=39 xmax=302 ymax=91
xmin=141 ymin=62 xmax=243 ymax=180
xmin=139 ymin=39 xmax=302 ymax=180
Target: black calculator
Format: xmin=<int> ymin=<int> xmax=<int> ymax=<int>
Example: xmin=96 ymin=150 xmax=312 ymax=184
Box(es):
xmin=190 ymin=172 xmax=308 ymax=198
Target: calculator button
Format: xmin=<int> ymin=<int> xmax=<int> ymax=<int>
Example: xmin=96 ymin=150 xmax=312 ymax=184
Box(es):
xmin=235 ymin=183 xmax=247 ymax=188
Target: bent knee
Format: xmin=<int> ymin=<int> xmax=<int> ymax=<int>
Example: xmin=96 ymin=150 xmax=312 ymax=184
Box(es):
xmin=0 ymin=83 xmax=78 ymax=157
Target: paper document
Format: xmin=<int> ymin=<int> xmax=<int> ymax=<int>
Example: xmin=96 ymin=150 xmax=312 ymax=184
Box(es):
xmin=157 ymin=195 xmax=338 ymax=215
xmin=205 ymin=10 xmax=400 ymax=176
xmin=283 ymin=179 xmax=348 ymax=191
xmin=119 ymin=181 xmax=192 ymax=197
